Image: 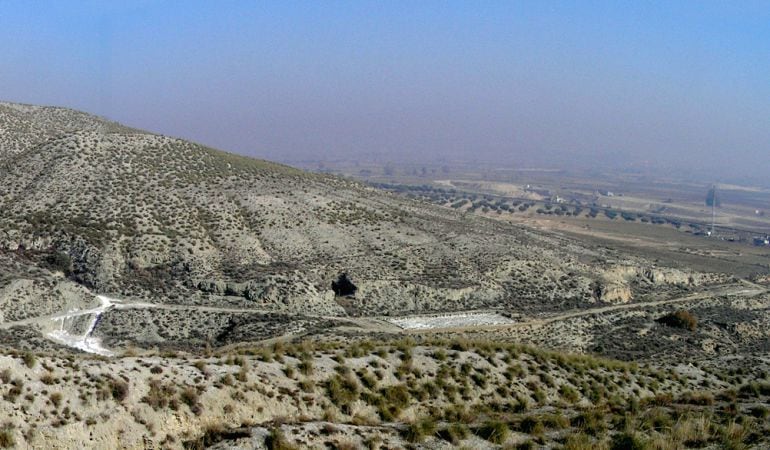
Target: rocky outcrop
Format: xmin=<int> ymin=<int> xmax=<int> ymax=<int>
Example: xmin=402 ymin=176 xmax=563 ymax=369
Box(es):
xmin=590 ymin=265 xmax=719 ymax=304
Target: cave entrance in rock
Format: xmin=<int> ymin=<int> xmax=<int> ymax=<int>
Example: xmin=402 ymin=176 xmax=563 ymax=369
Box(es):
xmin=332 ymin=272 xmax=357 ymax=297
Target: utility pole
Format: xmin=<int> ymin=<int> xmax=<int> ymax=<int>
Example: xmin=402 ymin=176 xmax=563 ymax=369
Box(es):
xmin=710 ymin=184 xmax=717 ymax=237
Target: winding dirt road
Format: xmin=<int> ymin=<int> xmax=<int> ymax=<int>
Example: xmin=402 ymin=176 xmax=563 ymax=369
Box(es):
xmin=399 ymin=283 xmax=767 ymax=334
xmin=0 ymin=282 xmax=766 ymax=354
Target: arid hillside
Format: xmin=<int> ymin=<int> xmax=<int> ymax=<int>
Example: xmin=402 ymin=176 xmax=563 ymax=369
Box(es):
xmin=0 ymin=102 xmax=719 ymax=322
xmin=0 ymin=102 xmax=769 ymax=450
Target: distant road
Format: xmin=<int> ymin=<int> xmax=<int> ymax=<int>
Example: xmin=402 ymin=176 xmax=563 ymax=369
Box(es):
xmin=401 ymin=283 xmax=767 ymax=334
xmin=1 ymin=282 xmax=766 ymax=349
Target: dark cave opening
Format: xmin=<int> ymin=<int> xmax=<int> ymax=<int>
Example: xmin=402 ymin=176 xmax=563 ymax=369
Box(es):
xmin=332 ymin=272 xmax=357 ymax=297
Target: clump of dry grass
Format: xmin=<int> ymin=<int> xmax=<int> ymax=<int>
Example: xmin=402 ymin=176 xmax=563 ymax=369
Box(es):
xmin=0 ymin=423 xmax=14 ymax=448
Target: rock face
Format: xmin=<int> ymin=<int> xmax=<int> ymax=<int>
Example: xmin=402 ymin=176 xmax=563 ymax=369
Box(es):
xmin=591 ymin=280 xmax=633 ymax=304
xmin=0 ymin=102 xmax=722 ymax=316
xmin=587 ymin=265 xmax=723 ymax=304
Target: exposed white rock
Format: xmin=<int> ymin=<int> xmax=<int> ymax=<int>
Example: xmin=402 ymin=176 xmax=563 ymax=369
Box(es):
xmin=388 ymin=312 xmax=513 ymax=330
xmin=46 ymin=295 xmax=117 ymax=356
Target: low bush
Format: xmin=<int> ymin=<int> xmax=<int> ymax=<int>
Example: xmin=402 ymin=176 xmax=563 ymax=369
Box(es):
xmin=657 ymin=310 xmax=697 ymax=331
xmin=476 ymin=420 xmax=509 ymax=444
xmin=0 ymin=424 xmax=14 ymax=448
xmin=404 ymin=417 xmax=437 ymax=443
xmin=110 ymin=380 xmax=129 ymax=402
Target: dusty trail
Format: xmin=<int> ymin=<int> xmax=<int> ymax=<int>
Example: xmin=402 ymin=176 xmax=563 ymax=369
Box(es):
xmin=402 ymin=284 xmax=767 ymax=334
xmin=46 ymin=295 xmax=115 ymax=356
xmin=0 ymin=283 xmax=765 ymax=354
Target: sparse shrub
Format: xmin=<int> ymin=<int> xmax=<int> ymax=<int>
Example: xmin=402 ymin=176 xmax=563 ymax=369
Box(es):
xmin=0 ymin=424 xmax=14 ymax=449
xmin=49 ymin=392 xmax=63 ymax=408
xmin=180 ymin=387 xmax=202 ymax=415
xmin=738 ymin=381 xmax=770 ymax=398
xmin=142 ymin=379 xmax=176 ymax=410
xmin=235 ymin=365 xmax=248 ymax=382
xmin=657 ymin=310 xmax=697 ymax=331
xmin=404 ymin=417 xmax=437 ymax=443
xmin=193 ymin=360 xmax=207 ymax=373
xmin=218 ymin=374 xmax=234 ymax=386
xmin=358 ymin=370 xmax=378 ymax=390
xmin=40 ymin=372 xmax=56 ymax=385
xmin=477 ymin=420 xmax=509 ymax=444
xmin=643 ymin=393 xmax=673 ymax=407
xmin=560 ymin=384 xmax=580 ymax=403
xmin=680 ymin=391 xmax=714 ymax=406
xmin=438 ymin=423 xmax=469 ymax=444
xmin=572 ymin=409 xmax=606 ymax=435
xmin=297 ymin=359 xmax=313 ymax=376
xmin=298 ymin=379 xmax=315 ymax=393
xmin=22 ymin=352 xmax=36 ymax=368
xmin=532 ymin=388 xmax=546 ymax=404
xmin=432 ymin=349 xmax=447 ymax=361
xmin=46 ymin=251 xmax=73 ymax=275
xmin=749 ymin=406 xmax=768 ymax=419
xmin=265 ymin=427 xmax=297 ymax=450
xmin=381 ymin=384 xmax=410 ymax=410
xmin=326 ymin=374 xmax=359 ymax=415
xmin=641 ymin=408 xmax=672 ymax=432
xmin=518 ymin=416 xmax=544 ymax=435
xmin=720 ymin=420 xmax=750 ymax=450
xmin=564 ymin=432 xmax=599 ymax=450
xmin=541 ymin=413 xmax=570 ymax=429
xmin=3 ymin=379 xmax=22 ymax=403
xmin=110 ymin=380 xmax=129 ymax=402
xmin=611 ymin=431 xmax=647 ymax=450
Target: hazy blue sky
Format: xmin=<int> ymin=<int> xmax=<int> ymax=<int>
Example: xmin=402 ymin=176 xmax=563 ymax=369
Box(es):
xmin=1 ymin=1 xmax=768 ymax=180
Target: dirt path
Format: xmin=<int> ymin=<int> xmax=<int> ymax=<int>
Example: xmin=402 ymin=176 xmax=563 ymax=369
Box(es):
xmin=1 ymin=283 xmax=765 ymax=354
xmin=402 ymin=283 xmax=768 ymax=334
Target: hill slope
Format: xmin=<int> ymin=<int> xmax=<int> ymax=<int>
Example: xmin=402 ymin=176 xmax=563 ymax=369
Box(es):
xmin=0 ymin=102 xmax=719 ymax=321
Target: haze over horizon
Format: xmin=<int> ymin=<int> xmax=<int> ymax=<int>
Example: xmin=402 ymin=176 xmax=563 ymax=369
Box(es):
xmin=1 ymin=1 xmax=768 ymax=183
